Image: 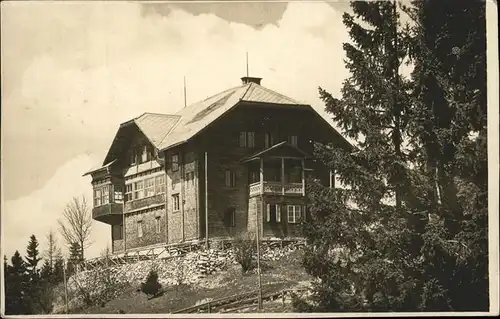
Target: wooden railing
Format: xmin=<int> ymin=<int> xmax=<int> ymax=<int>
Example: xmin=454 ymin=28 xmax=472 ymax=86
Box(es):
xmin=249 ymin=182 xmax=303 ymax=197
xmin=172 ymin=287 xmax=309 ymax=313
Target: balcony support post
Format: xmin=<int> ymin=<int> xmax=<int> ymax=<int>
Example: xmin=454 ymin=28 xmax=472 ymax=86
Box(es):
xmin=301 ymin=159 xmax=305 ymax=196
xmin=281 ymin=157 xmax=285 ymax=196
xmin=260 ymin=157 xmax=264 ymax=195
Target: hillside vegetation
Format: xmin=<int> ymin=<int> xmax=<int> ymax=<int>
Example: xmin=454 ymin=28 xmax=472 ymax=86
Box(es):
xmin=53 ymin=242 xmax=311 ymax=314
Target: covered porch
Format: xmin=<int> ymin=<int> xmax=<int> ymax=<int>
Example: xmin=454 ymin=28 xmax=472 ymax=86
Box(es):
xmin=243 ymin=141 xmax=310 ymax=197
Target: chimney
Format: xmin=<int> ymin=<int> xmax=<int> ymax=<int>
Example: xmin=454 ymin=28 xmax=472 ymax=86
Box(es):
xmin=241 ymin=76 xmax=262 ymax=85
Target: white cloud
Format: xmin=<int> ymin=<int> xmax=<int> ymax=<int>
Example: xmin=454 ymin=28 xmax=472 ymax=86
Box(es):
xmin=2 ymin=1 xmax=352 ymax=259
xmin=2 ymin=154 xmax=109 ymax=259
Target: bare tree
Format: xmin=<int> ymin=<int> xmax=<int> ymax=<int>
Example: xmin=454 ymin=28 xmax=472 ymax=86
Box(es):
xmin=45 ymin=229 xmax=58 ymax=269
xmin=57 ymin=196 xmax=92 ymax=260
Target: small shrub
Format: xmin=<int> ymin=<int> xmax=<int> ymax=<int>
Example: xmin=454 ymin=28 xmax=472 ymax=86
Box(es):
xmin=140 ymin=269 xmax=162 ymax=298
xmin=233 ymin=234 xmax=256 ymax=273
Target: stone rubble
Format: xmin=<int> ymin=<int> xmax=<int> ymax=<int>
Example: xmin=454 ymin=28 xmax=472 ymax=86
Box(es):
xmin=59 ymin=240 xmax=305 ymax=312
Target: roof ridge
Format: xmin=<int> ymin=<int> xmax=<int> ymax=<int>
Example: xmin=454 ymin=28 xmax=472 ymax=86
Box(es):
xmin=247 ymin=83 xmax=303 ymax=104
xmin=174 ymin=84 xmax=246 ymax=115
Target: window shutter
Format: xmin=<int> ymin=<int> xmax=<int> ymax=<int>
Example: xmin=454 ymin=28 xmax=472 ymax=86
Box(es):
xmin=297 ymin=205 xmax=302 ymax=221
xmin=225 ymin=171 xmax=230 ymax=186
xmin=266 ymin=204 xmax=271 ymax=222
xmin=276 ymin=205 xmax=281 ymax=222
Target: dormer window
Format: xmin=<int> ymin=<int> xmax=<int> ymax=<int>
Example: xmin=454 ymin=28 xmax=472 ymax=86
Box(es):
xmin=141 ymin=145 xmax=149 ymax=163
xmin=171 ymin=154 xmax=179 ymax=172
xmin=288 ymin=135 xmax=298 ymax=147
xmin=130 ymin=149 xmax=137 ymax=166
xmin=239 ymin=132 xmax=255 ymax=148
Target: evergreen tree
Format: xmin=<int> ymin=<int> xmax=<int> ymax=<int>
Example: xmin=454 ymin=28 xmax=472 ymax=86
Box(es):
xmin=300 ymin=1 xmax=415 ymax=312
xmin=66 ymin=242 xmax=83 ymax=276
xmin=300 ymin=0 xmax=488 ymax=312
xmin=45 ymin=230 xmax=58 ymax=271
xmin=405 ymin=0 xmax=488 ymax=311
xmin=25 ymin=235 xmax=42 ymax=279
xmin=52 ymin=250 xmax=65 ymax=284
xmin=24 ymin=235 xmax=45 ymax=314
xmin=40 ymin=259 xmax=53 ymax=282
xmin=4 ymin=251 xmax=30 ymax=314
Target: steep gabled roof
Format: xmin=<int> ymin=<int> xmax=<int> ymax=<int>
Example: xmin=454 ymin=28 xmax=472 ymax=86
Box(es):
xmin=96 ymin=79 xmax=353 ymax=169
xmin=157 ymin=82 xmax=309 ymax=151
xmin=102 ymin=113 xmax=180 ymax=165
xmin=134 ymin=113 xmax=181 ymax=148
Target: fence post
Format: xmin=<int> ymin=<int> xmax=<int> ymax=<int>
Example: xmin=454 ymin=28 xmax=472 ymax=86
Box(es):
xmin=207 ymin=301 xmax=211 ymax=313
xmin=282 ymin=290 xmax=285 ymax=308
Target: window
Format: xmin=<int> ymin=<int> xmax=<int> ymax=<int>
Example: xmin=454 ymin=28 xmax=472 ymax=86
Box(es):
xmin=137 ymin=221 xmax=143 ymax=238
xmin=155 ymin=175 xmax=165 ymax=194
xmin=130 ymin=149 xmax=137 ymax=166
xmin=114 ymin=185 xmax=124 ymax=203
xmin=171 ymin=154 xmax=179 ymax=172
xmin=155 ymin=217 xmax=161 ymax=233
xmin=224 ymin=207 xmax=236 ymax=227
xmin=266 ymin=204 xmax=281 ymax=223
xmin=247 ymin=132 xmax=255 ymax=147
xmin=102 ymin=185 xmax=110 ymax=205
xmin=225 ymin=170 xmax=236 ymax=187
xmin=172 ymin=194 xmax=180 ymax=212
xmin=288 ymin=135 xmax=298 ymax=147
xmin=134 ymin=181 xmax=144 ymax=200
xmin=94 ymin=188 xmax=102 ymax=207
xmin=239 ymin=132 xmax=255 ymax=148
xmin=125 ymin=184 xmax=133 ymax=202
xmin=144 ymin=177 xmax=155 ymax=197
xmin=140 ymin=145 xmax=147 ymax=163
xmin=265 ymin=133 xmax=274 ymax=148
xmin=239 ymin=132 xmax=247 ymax=147
xmin=287 ymin=205 xmax=302 ymax=223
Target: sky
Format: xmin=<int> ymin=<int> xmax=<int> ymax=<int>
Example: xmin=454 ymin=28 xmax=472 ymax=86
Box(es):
xmin=1 ymin=0 xmax=402 ymax=259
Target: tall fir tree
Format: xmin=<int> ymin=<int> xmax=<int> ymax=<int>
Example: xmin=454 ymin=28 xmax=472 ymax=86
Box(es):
xmin=25 ymin=235 xmax=42 ymax=279
xmin=300 ymin=1 xmax=415 ymax=312
xmin=24 ymin=235 xmax=44 ymax=314
xmin=405 ymin=0 xmax=488 ymax=311
xmin=299 ymin=0 xmax=488 ymax=312
xmin=45 ymin=230 xmax=58 ymax=271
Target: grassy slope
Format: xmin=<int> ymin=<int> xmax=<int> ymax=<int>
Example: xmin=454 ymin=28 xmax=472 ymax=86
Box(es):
xmin=77 ymin=249 xmax=310 ymax=314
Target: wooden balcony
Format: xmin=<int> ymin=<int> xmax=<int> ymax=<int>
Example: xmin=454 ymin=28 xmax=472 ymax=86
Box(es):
xmin=249 ymin=181 xmax=304 ymax=197
xmin=92 ymin=203 xmax=124 ymax=225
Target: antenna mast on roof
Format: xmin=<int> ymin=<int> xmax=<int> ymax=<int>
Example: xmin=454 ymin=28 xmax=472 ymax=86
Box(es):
xmin=246 ymin=51 xmax=249 ymax=77
xmin=183 ymin=76 xmax=187 ymax=108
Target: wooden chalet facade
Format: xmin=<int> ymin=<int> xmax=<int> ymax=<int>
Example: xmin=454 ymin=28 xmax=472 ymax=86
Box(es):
xmin=84 ymin=77 xmax=352 ymax=253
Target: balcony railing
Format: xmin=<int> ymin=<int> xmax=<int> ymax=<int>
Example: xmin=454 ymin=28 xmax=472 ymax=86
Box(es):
xmin=249 ymin=181 xmax=304 ymax=197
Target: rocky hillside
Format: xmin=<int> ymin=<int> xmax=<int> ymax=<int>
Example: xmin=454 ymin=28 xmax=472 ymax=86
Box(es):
xmin=52 ymin=240 xmax=309 ymax=314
